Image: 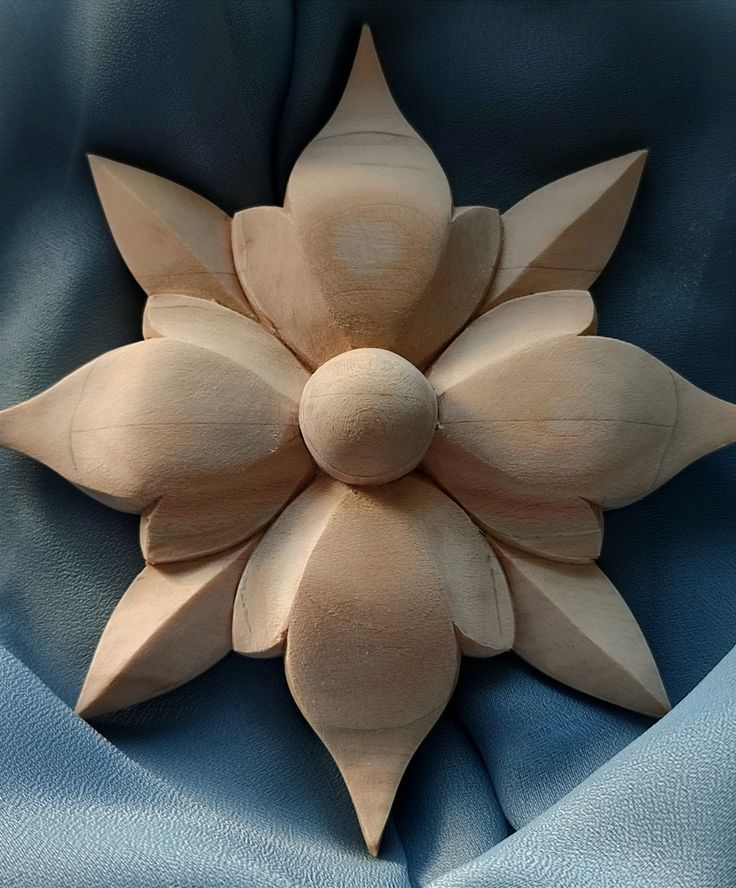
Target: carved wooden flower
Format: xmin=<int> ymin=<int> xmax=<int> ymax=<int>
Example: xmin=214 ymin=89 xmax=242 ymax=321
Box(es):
xmin=1 ymin=27 xmax=734 ymax=855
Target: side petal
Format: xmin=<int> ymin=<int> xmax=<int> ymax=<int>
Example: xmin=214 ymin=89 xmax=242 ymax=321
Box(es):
xmin=479 ymin=151 xmax=646 ymax=311
xmin=143 ymin=293 xmax=308 ymax=402
xmin=435 ymin=334 xmax=736 ymax=507
xmin=424 ymin=435 xmax=603 ymax=563
xmin=493 ymin=543 xmax=669 ymax=717
xmin=76 ymin=539 xmax=258 ymax=718
xmin=89 ymin=155 xmax=252 ymax=316
xmin=235 ymin=473 xmax=511 ymax=853
xmin=232 ymin=28 xmax=497 ymax=369
xmin=140 ymin=438 xmax=314 ymax=564
xmin=0 ymin=338 xmax=308 ymax=528
xmin=428 ymin=289 xmax=596 ymax=393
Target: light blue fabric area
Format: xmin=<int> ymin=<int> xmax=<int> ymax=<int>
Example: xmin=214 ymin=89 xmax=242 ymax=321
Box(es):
xmin=432 ymin=647 xmax=736 ymax=888
xmin=0 ymin=0 xmax=735 ymax=885
xmin=0 ymin=646 xmax=410 ymax=888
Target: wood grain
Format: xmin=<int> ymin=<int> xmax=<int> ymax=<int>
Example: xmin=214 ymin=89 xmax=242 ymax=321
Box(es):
xmin=0 ymin=335 xmax=313 ymax=561
xmin=298 ymin=348 xmax=437 ymax=485
xmin=431 ymin=331 xmax=736 ymax=509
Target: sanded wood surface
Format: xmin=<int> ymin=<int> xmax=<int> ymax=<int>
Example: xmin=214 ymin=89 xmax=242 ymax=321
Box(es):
xmin=233 ymin=28 xmax=500 ymax=370
xmin=234 ymin=473 xmax=513 ymax=852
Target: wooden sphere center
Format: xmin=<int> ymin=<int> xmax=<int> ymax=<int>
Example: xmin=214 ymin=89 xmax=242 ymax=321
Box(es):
xmin=299 ymin=348 xmax=437 ymax=485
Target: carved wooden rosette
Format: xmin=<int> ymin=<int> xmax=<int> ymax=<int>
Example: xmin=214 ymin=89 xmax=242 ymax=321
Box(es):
xmin=1 ymin=26 xmax=735 ymax=855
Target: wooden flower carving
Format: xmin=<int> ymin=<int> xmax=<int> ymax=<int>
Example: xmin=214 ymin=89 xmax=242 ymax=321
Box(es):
xmin=1 ymin=27 xmax=735 ymax=855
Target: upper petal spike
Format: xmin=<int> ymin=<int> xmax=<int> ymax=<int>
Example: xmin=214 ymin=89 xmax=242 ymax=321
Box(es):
xmin=479 ymin=151 xmax=647 ymax=312
xmin=233 ymin=27 xmax=498 ymax=368
xmin=76 ymin=539 xmax=258 ymax=719
xmin=307 ymin=24 xmax=417 ymax=143
xmin=88 ymin=155 xmax=253 ymax=317
xmin=493 ymin=542 xmax=669 ymax=717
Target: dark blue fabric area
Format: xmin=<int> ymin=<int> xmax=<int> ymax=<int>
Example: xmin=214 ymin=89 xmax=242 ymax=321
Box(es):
xmin=0 ymin=1 xmax=734 ymax=885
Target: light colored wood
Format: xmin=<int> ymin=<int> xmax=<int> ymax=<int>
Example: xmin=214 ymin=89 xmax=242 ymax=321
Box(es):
xmin=425 ymin=291 xmax=603 ymax=562
xmin=233 ymin=473 xmax=513 ymax=853
xmin=76 ymin=538 xmax=259 ymax=719
xmin=424 ymin=434 xmax=603 ymax=563
xmin=89 ymin=155 xmax=253 ymax=317
xmin=432 ymin=327 xmax=736 ymax=510
xmin=478 ymin=150 xmax=647 ymax=312
xmin=232 ymin=27 xmax=500 ymax=369
xmin=429 ymin=289 xmax=597 ymax=394
xmin=492 ymin=542 xmax=670 ymax=717
xmin=0 ymin=334 xmax=313 ymax=562
xmin=298 ymin=347 xmax=437 ymax=485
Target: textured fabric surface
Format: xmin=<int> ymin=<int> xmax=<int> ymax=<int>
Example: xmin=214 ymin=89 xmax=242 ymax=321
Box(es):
xmin=0 ymin=1 xmax=734 ymax=886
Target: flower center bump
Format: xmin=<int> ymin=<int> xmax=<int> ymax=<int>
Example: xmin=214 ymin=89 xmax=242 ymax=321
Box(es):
xmin=298 ymin=348 xmax=438 ymax=485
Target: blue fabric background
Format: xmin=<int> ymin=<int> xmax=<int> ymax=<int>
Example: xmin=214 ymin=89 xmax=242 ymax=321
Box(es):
xmin=0 ymin=1 xmax=734 ymax=885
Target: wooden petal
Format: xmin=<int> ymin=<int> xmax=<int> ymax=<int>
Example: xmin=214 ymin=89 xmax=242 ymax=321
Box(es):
xmin=0 ymin=338 xmax=308 ymax=522
xmin=141 ymin=438 xmax=313 ymax=564
xmin=76 ymin=539 xmax=258 ymax=718
xmin=424 ymin=435 xmax=602 ymax=563
xmin=143 ymin=293 xmax=308 ymax=402
xmin=232 ymin=28 xmax=497 ymax=369
xmin=428 ymin=290 xmax=596 ymax=394
xmin=493 ymin=543 xmax=669 ymax=717
xmin=89 ymin=155 xmax=252 ymax=316
xmin=235 ymin=473 xmax=511 ymax=853
xmin=436 ymin=334 xmax=736 ymax=507
xmin=479 ymin=151 xmax=646 ymax=312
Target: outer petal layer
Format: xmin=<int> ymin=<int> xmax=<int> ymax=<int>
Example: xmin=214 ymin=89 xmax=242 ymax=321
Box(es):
xmin=432 ymin=332 xmax=736 ymax=508
xmin=76 ymin=539 xmax=258 ymax=719
xmin=493 ymin=542 xmax=669 ymax=717
xmin=0 ymin=333 xmax=312 ymax=560
xmin=89 ymin=156 xmax=252 ymax=316
xmin=233 ymin=28 xmax=500 ymax=369
xmin=234 ymin=473 xmax=512 ymax=853
xmin=479 ymin=150 xmax=646 ymax=311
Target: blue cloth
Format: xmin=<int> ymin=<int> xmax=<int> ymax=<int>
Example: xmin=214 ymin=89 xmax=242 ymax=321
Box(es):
xmin=0 ymin=1 xmax=734 ymax=885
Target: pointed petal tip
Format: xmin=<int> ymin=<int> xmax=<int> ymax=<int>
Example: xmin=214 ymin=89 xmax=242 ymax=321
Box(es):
xmin=74 ymin=685 xmax=110 ymax=721
xmin=342 ymin=763 xmax=396 ymax=857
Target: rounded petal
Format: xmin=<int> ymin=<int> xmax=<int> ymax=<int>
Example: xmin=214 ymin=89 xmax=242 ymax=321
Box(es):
xmin=89 ymin=155 xmax=252 ymax=316
xmin=434 ymin=334 xmax=736 ymax=507
xmin=142 ymin=293 xmax=308 ymax=402
xmin=424 ymin=435 xmax=602 ymax=563
xmin=493 ymin=542 xmax=669 ymax=717
xmin=140 ymin=438 xmax=313 ymax=564
xmin=479 ymin=150 xmax=647 ymax=311
xmin=234 ymin=472 xmax=512 ymax=853
xmin=428 ymin=289 xmax=596 ymax=394
xmin=76 ymin=539 xmax=258 ymax=719
xmin=232 ymin=28 xmax=499 ymax=369
xmin=426 ymin=291 xmax=602 ymax=562
xmin=0 ymin=337 xmax=311 ymax=545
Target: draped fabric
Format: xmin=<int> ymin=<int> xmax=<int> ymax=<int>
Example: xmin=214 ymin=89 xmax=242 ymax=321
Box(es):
xmin=0 ymin=2 xmax=734 ymax=885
